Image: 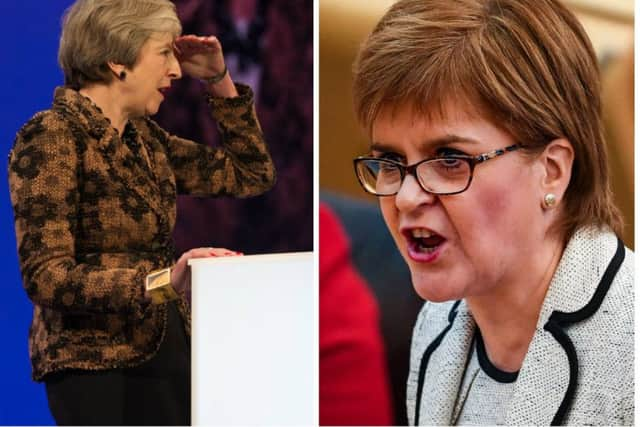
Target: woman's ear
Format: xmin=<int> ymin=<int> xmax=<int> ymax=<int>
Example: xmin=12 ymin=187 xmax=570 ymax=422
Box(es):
xmin=107 ymin=61 xmax=126 ymax=80
xmin=539 ymin=138 xmax=574 ymax=205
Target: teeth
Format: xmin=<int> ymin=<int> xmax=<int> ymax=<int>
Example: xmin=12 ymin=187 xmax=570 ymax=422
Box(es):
xmin=411 ymin=229 xmax=435 ymax=239
xmin=417 ymin=244 xmax=438 ymax=254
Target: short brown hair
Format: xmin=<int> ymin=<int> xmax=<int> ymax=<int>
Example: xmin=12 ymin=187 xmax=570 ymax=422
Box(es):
xmin=353 ymin=0 xmax=623 ymax=241
xmin=59 ymin=0 xmax=182 ymax=90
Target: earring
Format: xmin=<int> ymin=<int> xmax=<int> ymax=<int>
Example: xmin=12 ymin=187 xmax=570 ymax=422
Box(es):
xmin=543 ymin=193 xmax=556 ymax=209
xmin=119 ymin=70 xmax=127 ymax=81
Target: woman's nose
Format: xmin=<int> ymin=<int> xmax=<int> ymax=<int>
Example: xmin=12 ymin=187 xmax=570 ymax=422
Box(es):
xmin=169 ymin=55 xmax=182 ymax=79
xmin=394 ymin=174 xmax=437 ymax=213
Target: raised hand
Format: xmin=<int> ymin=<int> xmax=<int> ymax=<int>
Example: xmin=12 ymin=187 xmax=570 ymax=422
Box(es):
xmin=174 ymin=35 xmax=226 ymax=80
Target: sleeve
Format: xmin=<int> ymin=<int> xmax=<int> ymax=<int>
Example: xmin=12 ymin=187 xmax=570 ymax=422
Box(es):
xmin=147 ymin=83 xmax=276 ymax=197
xmin=8 ymin=112 xmax=149 ymax=315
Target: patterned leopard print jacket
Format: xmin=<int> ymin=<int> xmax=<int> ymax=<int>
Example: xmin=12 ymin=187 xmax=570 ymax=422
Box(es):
xmin=9 ymin=84 xmax=275 ymax=381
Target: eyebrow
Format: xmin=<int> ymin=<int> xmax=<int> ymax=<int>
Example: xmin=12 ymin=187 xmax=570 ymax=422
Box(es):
xmin=157 ymin=41 xmax=174 ymax=50
xmin=370 ymin=135 xmax=480 ymax=153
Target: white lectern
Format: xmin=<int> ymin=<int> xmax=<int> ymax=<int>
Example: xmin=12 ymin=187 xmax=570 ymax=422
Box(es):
xmin=189 ymin=252 xmax=314 ymax=426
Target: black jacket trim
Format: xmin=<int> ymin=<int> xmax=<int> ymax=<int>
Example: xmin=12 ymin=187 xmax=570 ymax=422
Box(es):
xmin=543 ymin=320 xmax=578 ymax=425
xmin=543 ymin=237 xmax=624 ymax=426
xmin=412 ymin=237 xmax=624 ymax=426
xmin=476 ymin=329 xmax=519 ymax=383
xmin=414 ymin=300 xmax=461 ymax=426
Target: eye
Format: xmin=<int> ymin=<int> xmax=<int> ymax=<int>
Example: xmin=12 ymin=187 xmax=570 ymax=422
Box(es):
xmin=441 ymin=157 xmax=463 ymax=168
xmin=435 ymin=146 xmax=466 ymax=157
xmin=432 ymin=147 xmax=467 ymax=170
xmin=379 ymin=161 xmax=399 ymax=172
xmin=372 ymin=150 xmax=404 ymax=163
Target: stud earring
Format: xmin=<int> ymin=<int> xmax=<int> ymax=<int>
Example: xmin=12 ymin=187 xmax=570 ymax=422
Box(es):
xmin=119 ymin=70 xmax=127 ymax=80
xmin=543 ymin=193 xmax=556 ymax=209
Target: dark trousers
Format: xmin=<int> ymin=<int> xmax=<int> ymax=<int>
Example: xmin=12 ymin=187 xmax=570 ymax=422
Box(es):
xmin=45 ymin=304 xmax=190 ymax=426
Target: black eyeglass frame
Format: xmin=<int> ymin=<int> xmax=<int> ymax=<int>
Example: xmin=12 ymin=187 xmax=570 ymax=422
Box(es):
xmin=353 ymin=144 xmax=521 ymax=196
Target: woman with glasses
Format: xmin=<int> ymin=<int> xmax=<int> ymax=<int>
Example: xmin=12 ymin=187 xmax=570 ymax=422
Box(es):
xmin=351 ymin=0 xmax=633 ymax=425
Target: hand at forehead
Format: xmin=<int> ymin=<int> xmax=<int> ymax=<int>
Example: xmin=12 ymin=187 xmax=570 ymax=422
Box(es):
xmin=174 ymin=35 xmax=221 ymax=58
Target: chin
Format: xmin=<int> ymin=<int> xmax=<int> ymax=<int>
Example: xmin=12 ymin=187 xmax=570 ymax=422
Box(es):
xmin=410 ymin=270 xmax=467 ymax=303
xmin=145 ymin=105 xmax=160 ymax=116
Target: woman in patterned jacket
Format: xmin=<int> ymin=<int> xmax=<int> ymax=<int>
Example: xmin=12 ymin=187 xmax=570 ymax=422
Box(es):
xmin=351 ymin=0 xmax=633 ymax=424
xmin=8 ymin=0 xmax=275 ymax=425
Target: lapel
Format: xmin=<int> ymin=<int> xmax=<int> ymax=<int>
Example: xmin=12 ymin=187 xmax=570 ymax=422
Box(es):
xmin=503 ymin=321 xmax=570 ymax=425
xmin=417 ymin=300 xmax=476 ymax=425
xmin=52 ymin=87 xmax=166 ymax=219
xmin=95 ymin=123 xmax=168 ymax=221
xmin=504 ymin=228 xmax=621 ymax=425
xmin=140 ymin=123 xmax=178 ymax=217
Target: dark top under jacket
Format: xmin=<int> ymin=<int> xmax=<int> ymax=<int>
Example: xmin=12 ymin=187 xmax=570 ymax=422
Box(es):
xmin=8 ymin=84 xmax=275 ymax=381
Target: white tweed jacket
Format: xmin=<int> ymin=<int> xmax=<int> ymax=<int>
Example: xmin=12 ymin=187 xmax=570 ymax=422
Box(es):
xmin=407 ymin=228 xmax=633 ymax=426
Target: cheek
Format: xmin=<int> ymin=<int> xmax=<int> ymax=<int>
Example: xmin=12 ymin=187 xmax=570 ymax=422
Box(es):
xmin=379 ymin=198 xmax=402 ymax=243
xmin=447 ymin=179 xmax=529 ymax=262
xmin=475 ymin=185 xmax=512 ymax=228
xmin=449 ymin=171 xmax=540 ymax=270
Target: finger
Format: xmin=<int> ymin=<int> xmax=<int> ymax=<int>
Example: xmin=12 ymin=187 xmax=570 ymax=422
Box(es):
xmin=189 ymin=247 xmax=216 ymax=258
xmin=209 ymin=248 xmax=243 ymax=257
xmin=176 ymin=34 xmax=200 ymax=42
xmin=177 ymin=253 xmax=189 ymax=265
xmin=187 ymin=247 xmax=233 ymax=259
xmin=178 ymin=36 xmax=218 ymax=52
xmin=177 ymin=36 xmax=214 ymax=47
xmin=181 ymin=247 xmax=207 ymax=261
xmin=174 ymin=38 xmax=202 ymax=53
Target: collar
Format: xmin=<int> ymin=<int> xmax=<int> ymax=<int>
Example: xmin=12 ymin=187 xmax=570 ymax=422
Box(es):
xmin=52 ymin=86 xmax=136 ymax=140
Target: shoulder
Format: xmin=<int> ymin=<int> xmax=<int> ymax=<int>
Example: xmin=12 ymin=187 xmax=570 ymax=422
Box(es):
xmin=569 ymin=229 xmax=633 ymax=333
xmin=602 ymin=244 xmax=633 ymax=323
xmin=11 ymin=110 xmax=77 ymax=173
xmin=553 ymin=229 xmax=634 ymax=346
xmin=14 ymin=109 xmax=68 ymax=145
xmin=575 ymin=240 xmax=633 ymax=347
xmin=564 ymin=232 xmax=633 ymax=419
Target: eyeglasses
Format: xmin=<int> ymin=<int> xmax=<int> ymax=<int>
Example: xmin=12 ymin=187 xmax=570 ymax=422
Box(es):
xmin=353 ymin=144 xmax=520 ymax=196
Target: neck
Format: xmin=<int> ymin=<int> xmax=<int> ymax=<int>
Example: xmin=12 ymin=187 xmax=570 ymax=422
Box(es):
xmin=466 ymin=236 xmax=564 ymax=372
xmin=79 ymin=84 xmax=129 ymax=135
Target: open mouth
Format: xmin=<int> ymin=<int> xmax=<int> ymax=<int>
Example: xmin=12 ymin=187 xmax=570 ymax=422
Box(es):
xmin=158 ymin=87 xmax=170 ymax=96
xmin=404 ymin=228 xmax=446 ymax=260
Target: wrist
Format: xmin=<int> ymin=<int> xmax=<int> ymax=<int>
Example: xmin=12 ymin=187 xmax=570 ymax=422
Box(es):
xmin=203 ymin=64 xmax=228 ymax=85
xmin=205 ymin=71 xmax=238 ymax=98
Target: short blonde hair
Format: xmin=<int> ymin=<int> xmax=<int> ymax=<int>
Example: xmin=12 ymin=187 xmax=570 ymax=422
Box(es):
xmin=353 ymin=0 xmax=623 ymax=242
xmin=59 ymin=0 xmax=182 ymax=89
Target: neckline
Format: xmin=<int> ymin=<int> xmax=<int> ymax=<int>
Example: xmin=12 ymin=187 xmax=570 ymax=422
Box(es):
xmin=475 ymin=329 xmax=519 ymax=383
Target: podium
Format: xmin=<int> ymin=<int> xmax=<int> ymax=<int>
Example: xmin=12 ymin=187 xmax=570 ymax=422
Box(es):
xmin=189 ymin=252 xmax=314 ymax=425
